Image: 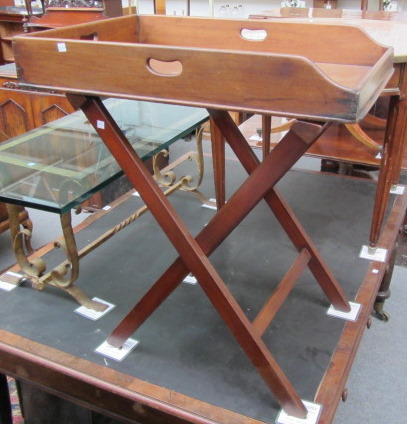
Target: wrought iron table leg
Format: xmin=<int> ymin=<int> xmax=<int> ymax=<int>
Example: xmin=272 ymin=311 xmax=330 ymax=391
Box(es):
xmin=153 ymin=126 xmax=216 ymax=208
xmin=6 ymin=203 xmax=106 ymax=312
xmin=5 ymin=125 xmax=209 ymax=312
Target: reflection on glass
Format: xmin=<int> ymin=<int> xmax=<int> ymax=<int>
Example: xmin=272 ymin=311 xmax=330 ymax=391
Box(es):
xmin=0 ymin=99 xmax=208 ymax=213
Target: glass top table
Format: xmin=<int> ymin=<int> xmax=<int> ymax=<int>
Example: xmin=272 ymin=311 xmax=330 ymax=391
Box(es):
xmin=0 ymin=99 xmax=209 ymax=214
xmin=0 ymin=98 xmax=209 ymax=313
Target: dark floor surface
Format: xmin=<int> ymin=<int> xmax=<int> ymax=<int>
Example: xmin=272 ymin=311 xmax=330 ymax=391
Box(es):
xmin=0 ymin=139 xmax=406 ymax=424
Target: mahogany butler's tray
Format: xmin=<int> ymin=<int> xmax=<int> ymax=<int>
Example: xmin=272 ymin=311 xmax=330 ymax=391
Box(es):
xmin=9 ymin=14 xmax=397 ymax=423
xmin=13 ymin=14 xmax=393 ymax=122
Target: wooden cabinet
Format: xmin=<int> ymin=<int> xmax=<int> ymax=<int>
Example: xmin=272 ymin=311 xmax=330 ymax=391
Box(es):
xmin=0 ymin=67 xmax=75 ymax=141
xmin=30 ymin=91 xmax=76 ymax=125
xmin=0 ymin=1 xmax=43 ymax=64
xmin=0 ymin=10 xmax=26 ymax=64
xmin=0 ymin=0 xmax=123 ymax=64
xmin=28 ymin=4 xmax=122 ymax=31
xmin=0 ymin=65 xmax=74 ymax=234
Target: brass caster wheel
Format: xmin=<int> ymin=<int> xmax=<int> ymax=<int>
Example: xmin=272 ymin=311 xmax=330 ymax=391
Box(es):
xmin=375 ymin=310 xmax=390 ymax=322
xmin=366 ymin=317 xmax=373 ymax=329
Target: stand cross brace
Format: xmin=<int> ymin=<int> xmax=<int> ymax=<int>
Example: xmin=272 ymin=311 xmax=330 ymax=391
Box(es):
xmin=70 ymin=94 xmax=351 ymax=419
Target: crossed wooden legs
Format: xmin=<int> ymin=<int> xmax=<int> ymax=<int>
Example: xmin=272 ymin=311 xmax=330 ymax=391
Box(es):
xmin=73 ymin=94 xmax=350 ymax=418
xmin=208 ymin=110 xmax=350 ymax=309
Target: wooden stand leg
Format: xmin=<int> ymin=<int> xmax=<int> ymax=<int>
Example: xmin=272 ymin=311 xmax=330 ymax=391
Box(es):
xmin=374 ymin=246 xmax=396 ymax=321
xmin=73 ymin=96 xmax=324 ymax=417
xmin=108 ymin=111 xmax=348 ymax=346
xmin=344 ymin=123 xmax=381 ymax=151
xmin=369 ymin=95 xmax=402 ymax=249
xmin=389 ymin=98 xmax=407 ymax=186
xmin=372 ymin=99 xmax=407 ymax=316
xmin=209 ymin=117 xmax=226 ymax=208
xmin=209 ymin=109 xmax=351 ymax=311
xmin=73 ymin=95 xmax=351 ymax=418
xmin=262 ymin=114 xmax=271 ymax=159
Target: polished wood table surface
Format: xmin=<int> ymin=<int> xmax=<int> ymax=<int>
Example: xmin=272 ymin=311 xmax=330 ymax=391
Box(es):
xmin=8 ymin=14 xmax=394 ymax=421
xmin=250 ymin=9 xmax=407 ymax=62
xmin=249 ymin=9 xmax=407 ymax=250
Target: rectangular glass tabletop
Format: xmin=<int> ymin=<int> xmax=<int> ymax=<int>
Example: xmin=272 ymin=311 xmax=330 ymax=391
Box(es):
xmin=0 ymin=99 xmax=209 ymax=214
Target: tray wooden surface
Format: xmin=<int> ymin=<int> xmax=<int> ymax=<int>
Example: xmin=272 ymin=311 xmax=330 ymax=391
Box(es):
xmin=13 ymin=15 xmax=394 ymax=123
xmin=250 ymin=9 xmax=407 ymax=63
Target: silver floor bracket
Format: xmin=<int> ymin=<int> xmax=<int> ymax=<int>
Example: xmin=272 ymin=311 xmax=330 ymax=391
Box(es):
xmin=390 ymin=184 xmax=405 ymax=195
xmin=75 ymin=297 xmax=116 ymax=320
xmin=0 ymin=271 xmax=24 ymax=292
xmin=327 ymin=301 xmax=361 ymax=322
xmin=359 ymin=245 xmax=387 ymax=262
xmin=276 ymin=400 xmax=322 ymax=424
xmin=95 ymin=338 xmax=140 ymax=362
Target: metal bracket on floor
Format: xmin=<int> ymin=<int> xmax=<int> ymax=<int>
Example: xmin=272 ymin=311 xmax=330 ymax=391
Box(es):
xmin=390 ymin=184 xmax=405 ymax=195
xmin=201 ymin=197 xmax=218 ymax=210
xmin=0 ymin=271 xmax=24 ymax=292
xmin=327 ymin=301 xmax=361 ymax=322
xmin=276 ymin=400 xmax=322 ymax=424
xmin=95 ymin=338 xmax=140 ymax=362
xmin=75 ymin=297 xmax=116 ymax=320
xmin=359 ymin=245 xmax=388 ymax=262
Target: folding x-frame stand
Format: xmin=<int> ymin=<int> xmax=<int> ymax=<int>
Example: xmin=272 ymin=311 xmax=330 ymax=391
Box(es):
xmin=69 ymin=94 xmax=352 ymax=419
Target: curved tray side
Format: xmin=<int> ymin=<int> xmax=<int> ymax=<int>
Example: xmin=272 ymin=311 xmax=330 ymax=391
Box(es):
xmin=19 ymin=15 xmax=390 ymax=67
xmin=14 ymin=38 xmax=393 ymax=123
xmin=136 ymin=15 xmax=390 ymax=67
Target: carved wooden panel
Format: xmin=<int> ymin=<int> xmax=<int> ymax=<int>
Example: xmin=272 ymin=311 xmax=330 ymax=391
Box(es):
xmin=0 ymin=91 xmax=34 ymax=140
xmin=30 ymin=92 xmax=75 ymax=126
